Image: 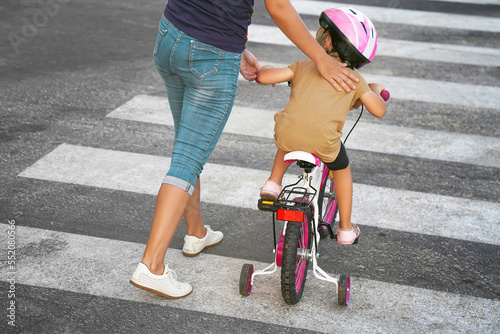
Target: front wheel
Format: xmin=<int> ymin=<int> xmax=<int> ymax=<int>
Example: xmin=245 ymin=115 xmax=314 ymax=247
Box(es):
xmin=281 ymin=216 xmax=311 ymax=305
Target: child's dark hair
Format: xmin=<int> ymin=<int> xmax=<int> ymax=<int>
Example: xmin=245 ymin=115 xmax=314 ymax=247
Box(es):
xmin=316 ymin=27 xmax=338 ymax=57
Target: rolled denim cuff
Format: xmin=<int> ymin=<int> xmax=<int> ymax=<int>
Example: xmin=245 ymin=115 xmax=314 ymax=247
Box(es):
xmin=162 ymin=175 xmax=195 ymax=195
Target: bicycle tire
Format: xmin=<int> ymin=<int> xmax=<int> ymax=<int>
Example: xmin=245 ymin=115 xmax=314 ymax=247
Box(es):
xmin=338 ymin=274 xmax=350 ymax=306
xmin=281 ymin=217 xmax=311 ymax=305
xmin=318 ymin=169 xmax=338 ymax=238
xmin=239 ymin=264 xmax=254 ymax=296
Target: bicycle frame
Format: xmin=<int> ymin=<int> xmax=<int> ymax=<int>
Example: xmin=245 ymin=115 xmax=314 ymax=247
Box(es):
xmin=252 ymin=151 xmax=339 ymax=291
xmin=242 ymin=98 xmax=389 ymax=305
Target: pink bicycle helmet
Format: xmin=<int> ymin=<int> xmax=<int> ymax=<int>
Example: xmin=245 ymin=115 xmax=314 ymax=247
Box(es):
xmin=319 ymin=7 xmax=378 ymax=69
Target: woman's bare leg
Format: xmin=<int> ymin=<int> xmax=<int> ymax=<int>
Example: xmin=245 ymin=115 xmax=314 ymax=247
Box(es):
xmin=184 ymin=179 xmax=207 ymax=238
xmin=140 ymin=183 xmax=191 ymax=275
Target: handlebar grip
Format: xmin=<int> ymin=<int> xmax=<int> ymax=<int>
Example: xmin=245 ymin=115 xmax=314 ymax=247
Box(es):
xmin=380 ymin=90 xmax=390 ymax=102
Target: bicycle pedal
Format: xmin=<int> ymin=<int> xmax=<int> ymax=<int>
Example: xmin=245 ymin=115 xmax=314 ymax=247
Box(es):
xmin=318 ymin=220 xmax=335 ymax=239
xmin=318 ymin=228 xmax=330 ymax=240
xmin=257 ymin=199 xmax=275 ymax=212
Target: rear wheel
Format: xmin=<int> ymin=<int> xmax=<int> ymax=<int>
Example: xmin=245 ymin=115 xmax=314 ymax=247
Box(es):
xmin=281 ymin=215 xmax=311 ymax=304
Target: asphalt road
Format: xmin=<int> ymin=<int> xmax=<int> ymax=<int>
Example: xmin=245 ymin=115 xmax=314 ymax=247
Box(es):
xmin=1 ymin=0 xmax=499 ymax=333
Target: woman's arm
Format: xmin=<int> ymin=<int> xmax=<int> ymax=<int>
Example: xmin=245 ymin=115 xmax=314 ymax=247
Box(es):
xmin=256 ymin=65 xmax=294 ymax=85
xmin=359 ymin=83 xmax=387 ymax=118
xmin=264 ymin=0 xmax=359 ymax=92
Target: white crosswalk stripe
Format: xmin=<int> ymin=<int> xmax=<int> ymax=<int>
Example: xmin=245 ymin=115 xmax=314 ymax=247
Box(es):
xmin=290 ymin=0 xmax=500 ymax=32
xmin=243 ymin=61 xmax=500 ymax=108
xmin=18 ymin=144 xmax=500 ymax=246
xmin=107 ymin=94 xmax=500 ymax=168
xmin=249 ymin=24 xmax=500 ymax=67
xmin=423 ymin=0 xmax=500 ymax=4
xmin=9 ymin=1 xmax=500 ymax=332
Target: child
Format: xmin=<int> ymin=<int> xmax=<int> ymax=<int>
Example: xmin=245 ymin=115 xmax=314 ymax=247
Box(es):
xmin=257 ymin=7 xmax=387 ymax=245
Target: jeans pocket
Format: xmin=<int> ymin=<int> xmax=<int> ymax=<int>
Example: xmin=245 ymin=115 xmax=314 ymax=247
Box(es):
xmin=153 ymin=23 xmax=168 ymax=57
xmin=189 ymin=40 xmax=225 ymax=80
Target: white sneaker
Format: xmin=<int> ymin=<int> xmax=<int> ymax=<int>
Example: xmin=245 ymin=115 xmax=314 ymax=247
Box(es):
xmin=182 ymin=225 xmax=223 ymax=257
xmin=130 ymin=262 xmax=192 ymax=299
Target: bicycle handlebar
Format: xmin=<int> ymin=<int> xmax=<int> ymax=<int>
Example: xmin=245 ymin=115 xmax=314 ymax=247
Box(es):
xmin=380 ymin=89 xmax=390 ymax=102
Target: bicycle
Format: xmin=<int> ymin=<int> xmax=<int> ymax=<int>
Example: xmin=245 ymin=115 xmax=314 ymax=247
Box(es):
xmin=239 ymin=90 xmax=390 ymax=307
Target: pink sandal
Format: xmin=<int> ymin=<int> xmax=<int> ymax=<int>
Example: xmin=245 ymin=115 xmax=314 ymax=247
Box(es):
xmin=260 ymin=180 xmax=282 ymax=201
xmin=336 ymin=224 xmax=360 ymax=245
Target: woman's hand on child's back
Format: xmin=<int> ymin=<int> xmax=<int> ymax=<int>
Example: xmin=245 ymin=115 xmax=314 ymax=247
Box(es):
xmin=315 ymin=54 xmax=359 ymax=93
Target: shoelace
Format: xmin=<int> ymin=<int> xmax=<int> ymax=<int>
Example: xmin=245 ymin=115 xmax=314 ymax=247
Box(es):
xmin=164 ymin=264 xmax=181 ymax=289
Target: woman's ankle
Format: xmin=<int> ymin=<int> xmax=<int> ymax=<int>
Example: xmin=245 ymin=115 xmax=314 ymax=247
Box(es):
xmin=141 ymin=260 xmax=165 ymax=275
xmin=187 ymin=225 xmax=207 ymax=239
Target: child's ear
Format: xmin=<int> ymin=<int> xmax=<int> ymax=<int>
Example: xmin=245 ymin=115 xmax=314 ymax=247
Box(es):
xmin=325 ymin=35 xmax=333 ymax=50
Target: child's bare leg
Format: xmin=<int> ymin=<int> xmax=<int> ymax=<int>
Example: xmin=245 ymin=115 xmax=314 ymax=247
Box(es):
xmin=268 ymin=148 xmax=291 ymax=185
xmin=332 ymin=164 xmax=353 ymax=230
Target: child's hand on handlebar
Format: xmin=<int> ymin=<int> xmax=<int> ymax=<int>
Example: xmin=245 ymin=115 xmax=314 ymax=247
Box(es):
xmin=368 ymin=83 xmax=390 ymax=101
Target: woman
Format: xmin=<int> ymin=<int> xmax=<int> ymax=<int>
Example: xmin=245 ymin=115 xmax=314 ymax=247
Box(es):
xmin=130 ymin=0 xmax=359 ymax=299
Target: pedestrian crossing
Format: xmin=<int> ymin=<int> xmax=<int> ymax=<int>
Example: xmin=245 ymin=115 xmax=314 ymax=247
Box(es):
xmin=9 ymin=0 xmax=500 ymax=332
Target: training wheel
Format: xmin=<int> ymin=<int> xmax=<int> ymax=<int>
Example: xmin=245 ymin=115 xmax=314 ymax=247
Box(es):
xmin=338 ymin=274 xmax=350 ymax=306
xmin=239 ymin=264 xmax=254 ymax=296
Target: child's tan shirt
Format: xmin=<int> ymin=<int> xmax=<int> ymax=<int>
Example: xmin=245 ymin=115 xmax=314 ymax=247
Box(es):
xmin=274 ymin=60 xmax=370 ymax=162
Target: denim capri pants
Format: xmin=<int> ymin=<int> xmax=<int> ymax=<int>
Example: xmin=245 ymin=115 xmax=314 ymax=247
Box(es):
xmin=153 ymin=16 xmax=241 ymax=195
